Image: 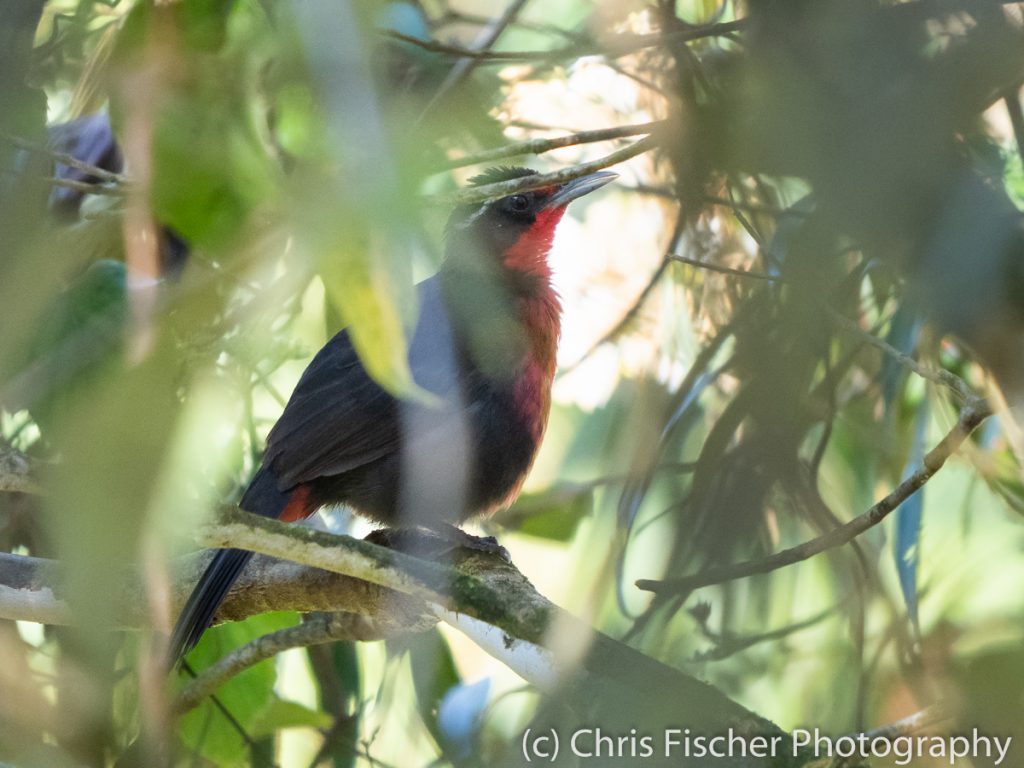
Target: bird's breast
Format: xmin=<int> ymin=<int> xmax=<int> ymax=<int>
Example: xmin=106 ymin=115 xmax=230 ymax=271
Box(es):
xmin=463 ymin=291 xmax=560 ymax=513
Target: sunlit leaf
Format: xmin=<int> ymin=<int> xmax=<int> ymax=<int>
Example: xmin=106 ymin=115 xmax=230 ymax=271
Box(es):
xmin=250 ymin=696 xmax=333 ymax=738
xmin=176 ymin=612 xmax=296 ymax=765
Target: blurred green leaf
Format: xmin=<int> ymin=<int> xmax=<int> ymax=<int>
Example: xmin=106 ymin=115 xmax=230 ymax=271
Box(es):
xmin=177 ymin=612 xmax=296 ymax=765
xmin=250 ymin=697 xmax=333 ymax=738
xmin=954 ymin=644 xmax=1024 ymax=764
xmin=316 ymin=234 xmax=421 ymax=398
xmin=1006 ymin=150 xmax=1024 ymax=208
xmin=500 ymin=483 xmax=594 ymax=541
xmin=391 ymin=628 xmax=461 ymax=752
xmin=114 ymin=0 xmax=279 ymax=251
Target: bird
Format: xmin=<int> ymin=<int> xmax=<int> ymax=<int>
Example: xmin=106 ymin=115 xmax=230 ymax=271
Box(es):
xmin=168 ymin=166 xmax=616 ymax=664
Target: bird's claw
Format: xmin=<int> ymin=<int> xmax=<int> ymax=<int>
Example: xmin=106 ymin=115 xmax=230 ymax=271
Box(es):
xmin=365 ymin=525 xmax=510 ymax=562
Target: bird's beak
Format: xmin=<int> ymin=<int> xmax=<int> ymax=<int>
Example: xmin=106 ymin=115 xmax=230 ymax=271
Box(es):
xmin=544 ymin=171 xmax=618 ymax=208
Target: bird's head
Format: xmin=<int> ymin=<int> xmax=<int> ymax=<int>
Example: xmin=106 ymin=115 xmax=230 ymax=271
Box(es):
xmin=445 ymin=166 xmax=616 ymax=283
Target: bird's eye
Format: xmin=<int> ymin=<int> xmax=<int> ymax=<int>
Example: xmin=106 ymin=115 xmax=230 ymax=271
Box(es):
xmin=508 ymin=195 xmax=530 ymax=212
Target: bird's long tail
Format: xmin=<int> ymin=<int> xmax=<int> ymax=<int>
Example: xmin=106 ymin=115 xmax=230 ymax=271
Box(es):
xmin=167 ymin=467 xmax=311 ymax=667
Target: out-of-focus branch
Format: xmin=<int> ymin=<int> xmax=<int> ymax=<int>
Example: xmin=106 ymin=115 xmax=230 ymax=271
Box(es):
xmin=444 ymin=121 xmax=664 ymax=170
xmin=440 ymin=134 xmax=657 ymax=206
xmin=417 ymin=0 xmax=530 ymax=122
xmin=0 ymin=443 xmax=40 ymax=495
xmin=669 ymin=252 xmax=781 ymax=282
xmin=1003 ymin=86 xmax=1024 ymax=169
xmin=3 ymin=133 xmax=128 ymax=184
xmin=637 ymin=394 xmax=992 ymax=595
xmin=0 ymin=551 xmax=67 ymax=624
xmin=559 ymin=256 xmax=671 ymax=374
xmin=43 ymin=176 xmax=125 ymax=196
xmin=383 ymin=19 xmax=747 ymax=63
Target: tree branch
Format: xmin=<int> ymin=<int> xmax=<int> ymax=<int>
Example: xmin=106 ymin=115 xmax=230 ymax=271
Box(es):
xmin=416 ymin=0 xmax=531 ymax=122
xmin=437 ymin=134 xmax=658 ymax=206
xmin=669 ymin=252 xmax=782 ymax=282
xmin=0 ymin=443 xmax=40 ymax=495
xmin=190 ymin=509 xmax=788 ymax=739
xmin=0 ymin=546 xmax=434 ymax=631
xmin=636 ymin=394 xmax=992 ymax=596
xmin=443 ymin=121 xmax=664 ymax=170
xmin=3 ymin=132 xmax=129 ymax=184
xmin=828 ymin=309 xmax=976 ymax=402
xmin=5 ymin=504 xmax=803 ymax=762
xmin=382 ymin=19 xmax=747 ymax=64
xmin=173 ymin=611 xmax=430 ymax=715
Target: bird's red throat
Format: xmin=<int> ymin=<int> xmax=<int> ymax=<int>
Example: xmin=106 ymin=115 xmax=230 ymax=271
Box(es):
xmin=502 ymin=205 xmax=567 ymax=279
xmin=503 ymin=204 xmax=565 ymax=449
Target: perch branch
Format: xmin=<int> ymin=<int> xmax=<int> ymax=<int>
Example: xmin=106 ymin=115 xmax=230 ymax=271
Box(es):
xmin=191 ymin=508 xmax=785 ymax=736
xmin=4 ymin=506 xmax=798 ymax=760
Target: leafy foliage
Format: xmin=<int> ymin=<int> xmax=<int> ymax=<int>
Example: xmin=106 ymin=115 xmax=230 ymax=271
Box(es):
xmin=2 ymin=0 xmax=1024 ymax=766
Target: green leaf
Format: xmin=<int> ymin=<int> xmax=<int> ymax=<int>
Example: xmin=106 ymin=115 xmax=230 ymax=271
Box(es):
xmin=150 ymin=87 xmax=277 ymax=249
xmin=1005 ymin=149 xmax=1024 ymax=208
xmin=274 ymin=83 xmax=326 ymax=161
xmin=500 ymin=484 xmax=594 ymax=542
xmin=390 ymin=629 xmax=461 ymax=750
xmin=114 ymin=0 xmax=279 ymax=251
xmin=249 ymin=697 xmax=333 ymax=738
xmin=317 ymin=235 xmax=421 ymax=398
xmin=176 ymin=612 xmax=296 ymax=766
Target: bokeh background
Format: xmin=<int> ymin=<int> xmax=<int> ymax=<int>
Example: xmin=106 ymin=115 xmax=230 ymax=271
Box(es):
xmin=3 ymin=0 xmax=1024 ymax=766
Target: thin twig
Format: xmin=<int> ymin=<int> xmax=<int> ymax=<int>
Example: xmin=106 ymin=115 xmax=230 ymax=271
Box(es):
xmin=3 ymin=133 xmax=128 ymax=184
xmin=438 ymin=134 xmax=657 ymax=206
xmin=44 ymin=176 xmax=125 ymax=196
xmin=669 ymin=252 xmax=781 ymax=282
xmin=443 ymin=121 xmax=664 ymax=170
xmin=828 ymin=310 xmax=975 ymax=402
xmin=636 ymin=395 xmax=991 ymax=595
xmin=418 ymin=0 xmax=530 ymax=122
xmin=829 ymin=704 xmax=954 ymax=768
xmin=383 ymin=30 xmax=533 ymax=60
xmin=383 ymin=19 xmax=747 ymax=64
xmin=433 ymin=9 xmax=577 ymax=41
xmin=174 ymin=613 xmax=410 ymax=715
xmin=703 ymin=194 xmax=795 ymax=217
xmin=560 ymin=255 xmax=671 ymax=374
xmin=693 ymin=598 xmax=846 ymax=662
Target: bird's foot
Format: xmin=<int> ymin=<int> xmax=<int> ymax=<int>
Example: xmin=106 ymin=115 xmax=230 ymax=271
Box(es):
xmin=365 ymin=525 xmax=509 ymax=562
xmin=435 ymin=523 xmax=510 ymax=561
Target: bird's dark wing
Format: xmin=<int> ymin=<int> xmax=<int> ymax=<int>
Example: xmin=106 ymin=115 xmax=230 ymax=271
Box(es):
xmin=264 ymin=275 xmax=460 ymax=488
xmin=263 ymin=331 xmax=400 ymax=487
